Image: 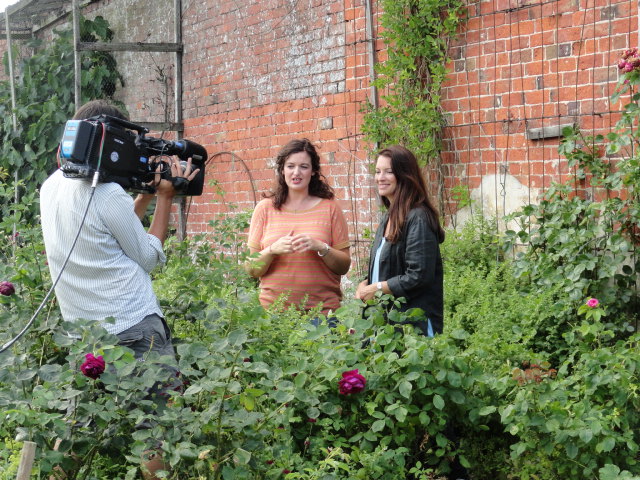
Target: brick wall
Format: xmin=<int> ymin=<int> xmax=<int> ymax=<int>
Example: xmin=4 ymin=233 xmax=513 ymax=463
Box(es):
xmin=440 ymin=0 xmax=636 ymax=226
xmin=181 ymin=0 xmax=381 ymax=271
xmin=2 ymin=0 xmax=637 ymax=264
xmin=182 ymin=0 xmax=637 ymax=242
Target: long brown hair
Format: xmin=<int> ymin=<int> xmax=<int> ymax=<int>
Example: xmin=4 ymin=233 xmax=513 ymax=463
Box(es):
xmin=377 ymin=145 xmax=445 ymax=244
xmin=266 ymin=138 xmax=334 ymax=210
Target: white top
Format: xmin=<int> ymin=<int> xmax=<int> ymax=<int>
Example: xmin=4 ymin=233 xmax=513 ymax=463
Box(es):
xmin=40 ymin=170 xmax=165 ymax=335
xmin=371 ymin=237 xmax=386 ymax=284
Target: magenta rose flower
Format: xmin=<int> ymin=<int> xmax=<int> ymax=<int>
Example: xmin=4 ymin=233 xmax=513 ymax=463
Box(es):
xmin=338 ymin=369 xmax=366 ymax=395
xmin=80 ymin=353 xmax=105 ymax=379
xmin=0 ymin=281 xmax=15 ymax=296
xmin=586 ymin=298 xmax=599 ymax=308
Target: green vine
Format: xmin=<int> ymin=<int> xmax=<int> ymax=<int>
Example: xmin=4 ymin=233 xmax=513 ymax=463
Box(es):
xmin=0 ymin=16 xmax=124 ymax=229
xmin=362 ymin=0 xmax=466 ymax=164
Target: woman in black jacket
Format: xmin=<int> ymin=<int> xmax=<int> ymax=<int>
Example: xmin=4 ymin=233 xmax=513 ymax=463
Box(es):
xmin=355 ymin=145 xmax=446 ymax=336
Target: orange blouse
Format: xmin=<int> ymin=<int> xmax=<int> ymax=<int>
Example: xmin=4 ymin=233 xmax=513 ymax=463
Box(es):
xmin=247 ymin=198 xmax=350 ymax=313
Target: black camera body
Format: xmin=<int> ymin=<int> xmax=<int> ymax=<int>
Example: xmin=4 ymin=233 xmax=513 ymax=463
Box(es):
xmin=59 ymin=115 xmax=207 ymax=196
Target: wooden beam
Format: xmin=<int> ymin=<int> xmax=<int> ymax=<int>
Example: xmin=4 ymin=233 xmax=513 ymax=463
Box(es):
xmin=77 ymin=41 xmax=182 ymax=53
xmin=137 ymin=121 xmax=184 ymax=132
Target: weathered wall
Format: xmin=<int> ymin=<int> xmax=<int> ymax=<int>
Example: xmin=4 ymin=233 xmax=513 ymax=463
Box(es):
xmin=181 ymin=0 xmax=380 ymax=271
xmin=440 ymin=0 xmax=636 ymax=229
xmin=81 ymin=0 xmax=176 ymax=123
xmin=2 ymin=0 xmax=637 ymax=264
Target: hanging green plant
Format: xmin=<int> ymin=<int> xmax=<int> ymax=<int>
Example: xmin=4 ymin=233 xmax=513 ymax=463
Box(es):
xmin=0 ymin=15 xmax=124 ymax=229
xmin=362 ymin=0 xmax=466 ymax=165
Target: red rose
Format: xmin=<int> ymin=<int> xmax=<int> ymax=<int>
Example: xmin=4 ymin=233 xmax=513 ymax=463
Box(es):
xmin=80 ymin=353 xmax=105 ymax=379
xmin=0 ymin=281 xmax=15 ymax=296
xmin=338 ymin=369 xmax=366 ymax=395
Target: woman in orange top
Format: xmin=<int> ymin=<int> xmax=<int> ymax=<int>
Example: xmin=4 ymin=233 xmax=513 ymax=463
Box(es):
xmin=246 ymin=138 xmax=351 ymax=315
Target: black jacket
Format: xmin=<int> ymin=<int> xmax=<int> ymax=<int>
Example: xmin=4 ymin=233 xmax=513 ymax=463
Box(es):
xmin=367 ymin=207 xmax=444 ymax=334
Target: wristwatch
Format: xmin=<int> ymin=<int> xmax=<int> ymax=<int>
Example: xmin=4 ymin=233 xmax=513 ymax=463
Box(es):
xmin=376 ymin=282 xmax=383 ymax=291
xmin=317 ymin=243 xmax=331 ymax=257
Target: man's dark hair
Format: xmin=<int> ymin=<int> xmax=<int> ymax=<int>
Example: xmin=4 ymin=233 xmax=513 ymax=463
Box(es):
xmin=73 ymin=99 xmax=128 ymax=121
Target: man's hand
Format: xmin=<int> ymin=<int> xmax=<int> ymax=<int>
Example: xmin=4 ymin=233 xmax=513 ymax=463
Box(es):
xmin=135 ymin=157 xmax=201 ymax=219
xmin=155 ymin=157 xmax=200 ymax=198
xmin=146 ymin=157 xmax=200 ymax=245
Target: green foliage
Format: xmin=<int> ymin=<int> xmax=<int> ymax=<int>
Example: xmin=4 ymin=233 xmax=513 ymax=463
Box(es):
xmin=362 ymin=0 xmax=466 ymax=163
xmin=0 ymin=16 xmax=124 ymax=228
xmin=1 ymin=207 xmax=639 ymax=479
xmin=503 ymin=70 xmax=640 ymax=331
xmin=499 ymin=321 xmax=640 ymax=479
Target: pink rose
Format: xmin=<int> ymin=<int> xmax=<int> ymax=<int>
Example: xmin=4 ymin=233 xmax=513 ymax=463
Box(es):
xmin=80 ymin=353 xmax=105 ymax=379
xmin=0 ymin=281 xmax=15 ymax=296
xmin=586 ymin=298 xmax=599 ymax=308
xmin=338 ymin=369 xmax=366 ymax=395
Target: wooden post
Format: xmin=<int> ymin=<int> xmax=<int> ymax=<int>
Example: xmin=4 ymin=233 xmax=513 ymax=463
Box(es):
xmin=15 ymin=441 xmax=36 ymax=480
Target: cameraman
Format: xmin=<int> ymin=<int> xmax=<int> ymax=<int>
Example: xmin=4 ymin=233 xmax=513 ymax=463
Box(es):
xmin=40 ymin=99 xmax=199 ymax=479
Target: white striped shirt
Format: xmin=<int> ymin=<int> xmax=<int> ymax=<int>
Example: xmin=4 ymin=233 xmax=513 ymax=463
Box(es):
xmin=40 ymin=170 xmax=165 ymax=335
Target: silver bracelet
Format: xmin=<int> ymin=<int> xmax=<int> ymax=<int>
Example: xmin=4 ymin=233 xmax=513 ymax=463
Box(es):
xmin=317 ymin=243 xmax=330 ymax=257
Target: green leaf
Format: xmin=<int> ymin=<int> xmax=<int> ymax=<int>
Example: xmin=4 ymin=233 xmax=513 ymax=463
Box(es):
xmin=183 ymin=384 xmax=203 ymax=396
xmin=579 ymin=428 xmax=593 ymax=444
xmin=399 ymin=380 xmax=412 ymax=398
xmin=371 ymin=419 xmax=386 ymax=432
xmin=394 ymin=406 xmax=408 ymax=422
xmin=233 ymin=448 xmax=251 ymax=465
xmin=16 ymin=369 xmax=37 ymax=381
xmin=449 ymin=390 xmax=465 ymax=404
xmin=597 ymin=437 xmax=616 ymax=453
xmin=479 ymin=406 xmax=497 ymax=416
xmin=565 ymin=442 xmax=578 ymax=459
xmin=433 ymin=394 xmax=445 ymax=410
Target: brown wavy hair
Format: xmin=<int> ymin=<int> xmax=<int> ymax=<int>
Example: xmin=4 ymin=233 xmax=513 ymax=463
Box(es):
xmin=377 ymin=145 xmax=445 ymax=244
xmin=266 ymin=138 xmax=334 ymax=210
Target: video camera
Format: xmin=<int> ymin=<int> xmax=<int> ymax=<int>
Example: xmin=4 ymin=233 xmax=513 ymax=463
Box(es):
xmin=58 ymin=114 xmax=207 ymax=195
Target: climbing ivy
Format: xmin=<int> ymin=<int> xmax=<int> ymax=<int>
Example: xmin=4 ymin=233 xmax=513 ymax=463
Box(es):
xmin=362 ymin=0 xmax=466 ymax=164
xmin=0 ymin=16 xmax=124 ymax=229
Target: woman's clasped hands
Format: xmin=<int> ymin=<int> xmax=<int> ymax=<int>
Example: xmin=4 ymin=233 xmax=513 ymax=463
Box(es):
xmin=270 ymin=230 xmax=323 ymax=255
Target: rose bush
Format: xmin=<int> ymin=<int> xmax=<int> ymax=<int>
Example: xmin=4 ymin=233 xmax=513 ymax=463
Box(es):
xmin=0 ymin=212 xmax=638 ymax=478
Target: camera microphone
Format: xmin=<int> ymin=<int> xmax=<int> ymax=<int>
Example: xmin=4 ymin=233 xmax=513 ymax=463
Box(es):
xmin=164 ymin=139 xmax=208 ymax=163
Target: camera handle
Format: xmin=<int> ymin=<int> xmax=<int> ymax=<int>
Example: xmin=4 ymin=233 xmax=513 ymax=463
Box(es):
xmin=171 ymin=176 xmax=189 ymax=193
